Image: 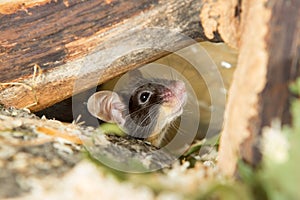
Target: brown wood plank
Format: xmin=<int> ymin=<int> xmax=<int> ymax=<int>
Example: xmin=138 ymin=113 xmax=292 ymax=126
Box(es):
xmin=243 ymin=0 xmax=300 ymax=165
xmin=218 ymin=0 xmax=300 ymax=175
xmin=0 ymin=0 xmax=220 ymax=111
xmin=0 ymin=0 xmax=159 ymax=82
xmin=199 ymin=0 xmax=240 ymax=48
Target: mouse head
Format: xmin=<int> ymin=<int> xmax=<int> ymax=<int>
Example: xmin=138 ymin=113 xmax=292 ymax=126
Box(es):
xmin=87 ymin=70 xmax=187 ymax=141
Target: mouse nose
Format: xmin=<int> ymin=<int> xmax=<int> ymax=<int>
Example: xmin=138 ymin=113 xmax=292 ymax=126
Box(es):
xmin=172 ymin=80 xmax=186 ymax=95
xmin=175 ymin=81 xmax=186 ymax=93
xmin=171 ymin=80 xmax=187 ymax=104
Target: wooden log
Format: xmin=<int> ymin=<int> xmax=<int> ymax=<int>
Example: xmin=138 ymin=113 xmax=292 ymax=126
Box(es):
xmin=199 ymin=0 xmax=240 ymax=49
xmin=218 ymin=0 xmax=300 ymax=175
xmin=0 ymin=0 xmax=222 ymax=111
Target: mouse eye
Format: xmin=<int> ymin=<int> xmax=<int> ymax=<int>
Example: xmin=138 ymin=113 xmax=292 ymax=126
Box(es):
xmin=138 ymin=91 xmax=152 ymax=104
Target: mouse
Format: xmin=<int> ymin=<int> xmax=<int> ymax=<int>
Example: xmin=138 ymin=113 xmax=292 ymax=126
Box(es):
xmin=87 ymin=69 xmax=187 ymax=147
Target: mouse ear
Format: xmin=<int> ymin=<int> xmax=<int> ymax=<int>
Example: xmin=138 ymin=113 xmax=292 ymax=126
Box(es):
xmin=115 ymin=69 xmax=143 ymax=91
xmin=87 ymin=91 xmax=125 ymax=126
xmin=124 ymin=69 xmax=146 ymax=89
xmin=128 ymin=69 xmax=143 ymax=79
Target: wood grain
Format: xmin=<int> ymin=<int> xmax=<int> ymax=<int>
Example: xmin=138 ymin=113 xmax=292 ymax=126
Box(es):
xmin=0 ymin=0 xmax=159 ymax=82
xmin=218 ymin=0 xmax=300 ymax=175
xmin=0 ymin=0 xmax=222 ymax=111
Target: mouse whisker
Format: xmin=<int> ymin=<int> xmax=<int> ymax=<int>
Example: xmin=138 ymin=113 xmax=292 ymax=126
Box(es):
xmin=170 ymin=123 xmax=179 ymax=130
xmin=182 ymin=109 xmax=194 ymax=114
xmin=122 ymin=100 xmax=164 ymax=119
xmin=138 ymin=108 xmax=158 ymax=127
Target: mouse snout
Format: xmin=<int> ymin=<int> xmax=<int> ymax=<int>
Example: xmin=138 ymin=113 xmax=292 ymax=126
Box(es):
xmin=171 ymin=80 xmax=187 ymax=104
xmin=174 ymin=81 xmax=186 ymax=93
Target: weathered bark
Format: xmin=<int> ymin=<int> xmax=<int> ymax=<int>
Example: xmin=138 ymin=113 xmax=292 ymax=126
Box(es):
xmin=199 ymin=0 xmax=241 ymax=48
xmin=218 ymin=0 xmax=300 ymax=175
xmin=0 ymin=0 xmax=222 ymax=111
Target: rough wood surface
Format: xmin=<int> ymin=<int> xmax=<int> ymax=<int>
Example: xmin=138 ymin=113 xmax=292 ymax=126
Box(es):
xmin=199 ymin=0 xmax=241 ymax=48
xmin=0 ymin=0 xmax=222 ymax=111
xmin=0 ymin=105 xmax=186 ymax=198
xmin=0 ymin=0 xmax=51 ymax=14
xmin=218 ymin=0 xmax=300 ymax=175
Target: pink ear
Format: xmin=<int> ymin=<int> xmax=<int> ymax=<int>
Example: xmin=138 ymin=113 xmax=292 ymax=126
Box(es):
xmin=87 ymin=91 xmax=125 ymax=126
